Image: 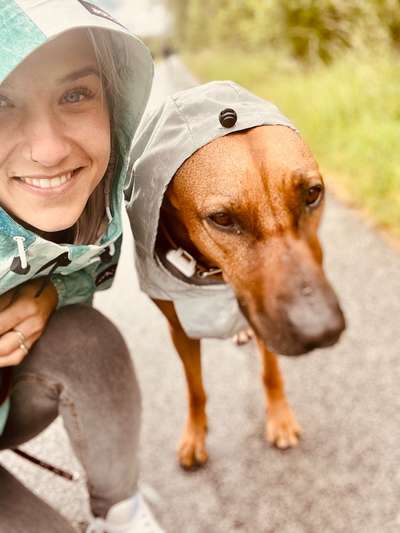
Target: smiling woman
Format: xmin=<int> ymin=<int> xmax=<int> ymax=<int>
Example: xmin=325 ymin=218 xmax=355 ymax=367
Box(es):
xmin=0 ymin=29 xmax=111 ymax=238
xmin=0 ymin=1 xmax=165 ymax=532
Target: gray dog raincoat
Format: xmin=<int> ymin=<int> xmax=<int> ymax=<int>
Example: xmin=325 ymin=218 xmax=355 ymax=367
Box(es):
xmin=127 ymin=81 xmax=297 ymax=339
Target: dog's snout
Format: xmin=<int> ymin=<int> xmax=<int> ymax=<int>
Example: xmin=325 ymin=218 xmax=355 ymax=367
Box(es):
xmin=286 ymin=293 xmax=346 ymax=354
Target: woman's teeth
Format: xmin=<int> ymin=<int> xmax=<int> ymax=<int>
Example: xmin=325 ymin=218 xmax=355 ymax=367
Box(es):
xmin=19 ymin=173 xmax=73 ymax=189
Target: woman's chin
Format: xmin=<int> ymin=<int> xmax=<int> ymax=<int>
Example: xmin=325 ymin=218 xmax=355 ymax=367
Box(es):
xmin=17 ymin=211 xmax=81 ymax=235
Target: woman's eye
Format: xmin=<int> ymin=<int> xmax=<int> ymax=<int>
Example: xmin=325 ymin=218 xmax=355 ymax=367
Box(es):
xmin=61 ymin=88 xmax=94 ymax=104
xmin=208 ymin=212 xmax=235 ymax=228
xmin=304 ymin=185 xmax=323 ymax=207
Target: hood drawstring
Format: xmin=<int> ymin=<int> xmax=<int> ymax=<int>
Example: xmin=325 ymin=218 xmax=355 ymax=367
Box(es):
xmin=106 ymin=203 xmax=113 ymax=224
xmin=105 ymin=180 xmax=112 ymax=223
xmin=100 ymin=242 xmax=116 ymax=264
xmin=105 ymin=134 xmax=118 ymax=225
xmin=11 ymin=236 xmax=30 ymax=275
xmin=108 ymin=242 xmax=115 ymax=256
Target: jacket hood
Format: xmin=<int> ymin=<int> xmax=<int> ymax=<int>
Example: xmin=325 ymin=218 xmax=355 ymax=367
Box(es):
xmin=128 ymin=80 xmax=297 ymax=260
xmin=1 ymin=0 xmax=153 ymax=149
xmin=0 ymin=0 xmax=153 ymax=296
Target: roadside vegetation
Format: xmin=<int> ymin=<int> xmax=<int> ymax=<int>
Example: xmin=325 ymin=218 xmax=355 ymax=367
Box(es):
xmin=166 ymin=0 xmax=400 ymax=239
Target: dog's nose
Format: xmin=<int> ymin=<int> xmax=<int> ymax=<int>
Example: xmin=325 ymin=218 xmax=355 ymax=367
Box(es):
xmin=287 ymin=298 xmax=346 ymax=353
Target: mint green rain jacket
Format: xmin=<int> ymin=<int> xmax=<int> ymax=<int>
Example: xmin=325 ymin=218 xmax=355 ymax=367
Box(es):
xmin=0 ymin=0 xmax=154 ymax=434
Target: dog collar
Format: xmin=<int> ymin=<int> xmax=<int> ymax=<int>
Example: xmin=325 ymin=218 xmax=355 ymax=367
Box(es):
xmin=165 ymin=247 xmax=222 ymax=280
xmin=157 ymin=224 xmax=223 ymax=285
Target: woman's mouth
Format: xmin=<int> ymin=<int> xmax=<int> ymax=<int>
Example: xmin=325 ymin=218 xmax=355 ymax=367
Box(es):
xmin=14 ymin=168 xmax=82 ymax=193
xmin=20 ymin=173 xmax=72 ymax=188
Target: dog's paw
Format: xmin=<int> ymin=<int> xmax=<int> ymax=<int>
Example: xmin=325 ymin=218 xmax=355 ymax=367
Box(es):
xmin=178 ymin=428 xmax=208 ymax=470
xmin=266 ymin=402 xmax=302 ymax=450
xmin=233 ymin=328 xmax=254 ymax=346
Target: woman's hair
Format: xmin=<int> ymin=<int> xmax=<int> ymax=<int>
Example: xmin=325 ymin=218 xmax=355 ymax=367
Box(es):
xmin=73 ymin=28 xmax=131 ymax=244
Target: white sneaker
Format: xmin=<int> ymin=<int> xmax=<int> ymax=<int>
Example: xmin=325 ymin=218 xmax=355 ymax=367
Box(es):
xmin=86 ymin=492 xmax=165 ymax=533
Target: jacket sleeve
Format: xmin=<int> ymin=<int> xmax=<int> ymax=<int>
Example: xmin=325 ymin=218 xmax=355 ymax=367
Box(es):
xmin=51 ymin=268 xmax=97 ymax=308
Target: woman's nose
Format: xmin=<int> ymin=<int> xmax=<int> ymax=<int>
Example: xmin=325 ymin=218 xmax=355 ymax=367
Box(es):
xmin=22 ymin=115 xmax=72 ymax=167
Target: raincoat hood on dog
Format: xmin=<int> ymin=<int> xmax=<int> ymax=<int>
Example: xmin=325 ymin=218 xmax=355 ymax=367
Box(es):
xmin=0 ymin=0 xmax=153 ymax=433
xmin=127 ymin=81 xmax=297 ymax=340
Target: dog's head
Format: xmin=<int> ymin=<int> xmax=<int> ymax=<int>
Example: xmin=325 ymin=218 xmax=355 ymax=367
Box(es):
xmin=160 ymin=125 xmax=345 ymax=355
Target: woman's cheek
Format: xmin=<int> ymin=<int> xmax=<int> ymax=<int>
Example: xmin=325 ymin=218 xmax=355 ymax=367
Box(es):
xmin=94 ymin=115 xmax=112 ymax=183
xmin=0 ymin=117 xmax=21 ymax=162
xmin=72 ymin=108 xmax=111 ymax=180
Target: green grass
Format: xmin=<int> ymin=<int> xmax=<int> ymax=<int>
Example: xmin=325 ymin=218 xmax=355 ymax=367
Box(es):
xmin=183 ymin=48 xmax=400 ymax=239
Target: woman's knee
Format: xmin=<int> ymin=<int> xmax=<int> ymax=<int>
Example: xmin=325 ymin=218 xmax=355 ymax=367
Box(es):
xmin=42 ymin=304 xmax=128 ymax=357
xmin=13 ymin=304 xmax=140 ymax=410
xmin=17 ymin=304 xmax=131 ymax=376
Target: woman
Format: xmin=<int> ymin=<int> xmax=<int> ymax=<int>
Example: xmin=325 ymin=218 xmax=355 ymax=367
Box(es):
xmin=0 ymin=1 xmax=163 ymax=532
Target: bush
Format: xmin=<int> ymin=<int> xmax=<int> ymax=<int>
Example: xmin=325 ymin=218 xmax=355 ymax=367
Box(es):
xmin=168 ymin=0 xmax=395 ymax=64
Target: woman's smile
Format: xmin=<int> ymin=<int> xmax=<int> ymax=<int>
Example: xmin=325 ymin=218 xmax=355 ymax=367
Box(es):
xmin=12 ymin=167 xmax=83 ymax=195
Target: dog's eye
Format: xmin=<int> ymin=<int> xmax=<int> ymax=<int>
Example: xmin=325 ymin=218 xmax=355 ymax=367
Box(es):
xmin=304 ymin=185 xmax=323 ymax=207
xmin=208 ymin=212 xmax=235 ymax=228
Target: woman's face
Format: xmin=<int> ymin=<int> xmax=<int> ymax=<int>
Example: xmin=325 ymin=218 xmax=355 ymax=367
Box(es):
xmin=0 ymin=29 xmax=111 ymax=232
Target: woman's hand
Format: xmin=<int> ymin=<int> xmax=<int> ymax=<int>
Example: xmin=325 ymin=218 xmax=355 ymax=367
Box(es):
xmin=0 ymin=280 xmax=58 ymax=367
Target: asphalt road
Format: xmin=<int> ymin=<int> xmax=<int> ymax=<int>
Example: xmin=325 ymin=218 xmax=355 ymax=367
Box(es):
xmin=1 ymin=58 xmax=400 ymax=533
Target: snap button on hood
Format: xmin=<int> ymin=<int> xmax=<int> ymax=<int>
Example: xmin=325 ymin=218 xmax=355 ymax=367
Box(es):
xmin=219 ymin=108 xmax=237 ymax=128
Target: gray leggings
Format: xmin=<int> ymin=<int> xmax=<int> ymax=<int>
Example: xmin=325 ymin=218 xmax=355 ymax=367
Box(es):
xmin=0 ymin=304 xmax=141 ymax=532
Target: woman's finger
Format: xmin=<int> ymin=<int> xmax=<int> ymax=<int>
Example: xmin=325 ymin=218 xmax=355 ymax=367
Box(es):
xmin=0 ymin=280 xmax=57 ymax=337
xmin=0 ymin=296 xmax=39 ymax=336
xmin=0 ymin=326 xmax=31 ymax=357
xmin=0 ymin=334 xmax=35 ymax=367
xmin=0 ymin=312 xmax=44 ymax=357
xmin=0 ymin=288 xmax=17 ymax=312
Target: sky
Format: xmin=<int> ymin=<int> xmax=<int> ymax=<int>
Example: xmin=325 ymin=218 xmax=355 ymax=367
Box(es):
xmin=96 ymin=0 xmax=171 ymax=36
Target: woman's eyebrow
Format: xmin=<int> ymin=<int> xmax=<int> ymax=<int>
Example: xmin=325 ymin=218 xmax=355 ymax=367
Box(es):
xmin=57 ymin=66 xmax=100 ymax=84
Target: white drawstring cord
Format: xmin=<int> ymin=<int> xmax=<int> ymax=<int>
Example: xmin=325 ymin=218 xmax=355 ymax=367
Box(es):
xmin=13 ymin=236 xmax=28 ymax=270
xmin=105 ymin=184 xmax=113 ymax=223
xmin=88 ymin=256 xmax=101 ymax=266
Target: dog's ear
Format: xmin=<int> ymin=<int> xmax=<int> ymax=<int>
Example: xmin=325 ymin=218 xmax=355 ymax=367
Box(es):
xmin=162 ymin=193 xmax=180 ymax=215
xmin=158 ymin=195 xmax=198 ymax=257
xmin=163 ymin=179 xmax=183 ymax=211
xmin=166 ymin=189 xmax=180 ymax=211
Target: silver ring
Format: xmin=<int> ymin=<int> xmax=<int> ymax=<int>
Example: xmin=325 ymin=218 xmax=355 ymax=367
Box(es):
xmin=13 ymin=329 xmax=29 ymax=355
xmin=19 ymin=342 xmax=29 ymax=355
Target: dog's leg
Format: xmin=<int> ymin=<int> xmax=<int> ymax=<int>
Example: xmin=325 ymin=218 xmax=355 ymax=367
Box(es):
xmin=255 ymin=337 xmax=302 ymax=449
xmin=153 ymin=299 xmax=208 ymax=469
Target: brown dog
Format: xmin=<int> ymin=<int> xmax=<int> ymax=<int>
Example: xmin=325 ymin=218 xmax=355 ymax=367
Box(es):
xmin=127 ymin=82 xmax=346 ymax=470
xmin=150 ymin=125 xmax=345 ymax=469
